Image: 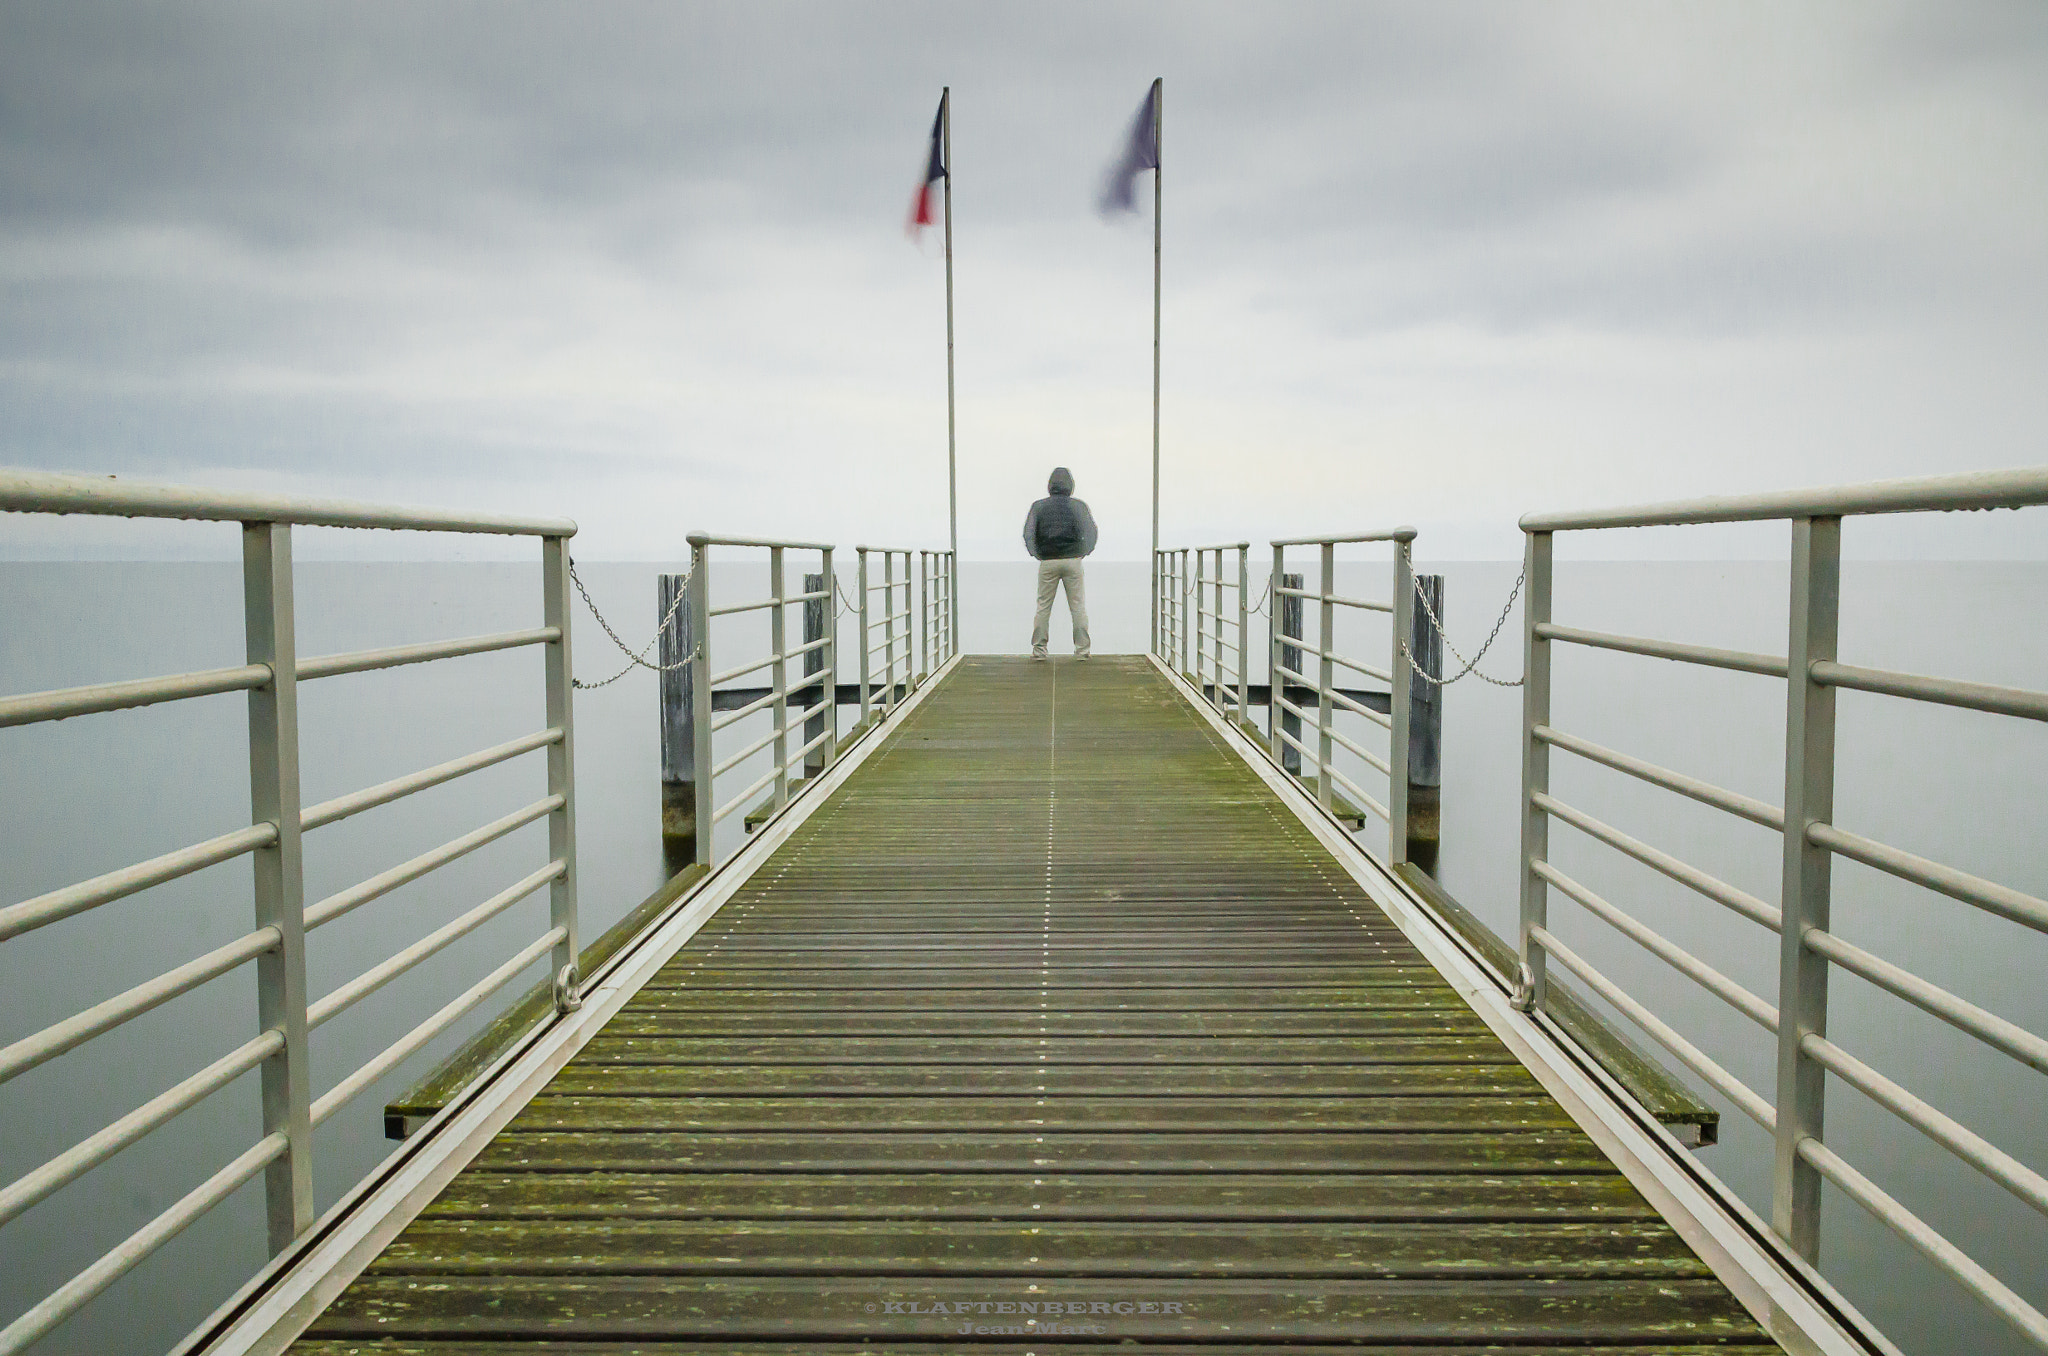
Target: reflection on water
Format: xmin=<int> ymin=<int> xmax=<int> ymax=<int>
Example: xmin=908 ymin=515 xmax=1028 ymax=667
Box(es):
xmin=0 ymin=558 xmax=2043 ymax=1355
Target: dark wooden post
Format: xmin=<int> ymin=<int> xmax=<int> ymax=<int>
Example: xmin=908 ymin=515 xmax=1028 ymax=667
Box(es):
xmin=803 ymin=572 xmax=829 ymax=779
xmin=1278 ymin=571 xmax=1304 ymax=776
xmin=658 ymin=572 xmax=695 ymax=874
xmin=1407 ymin=573 xmax=1444 ymax=873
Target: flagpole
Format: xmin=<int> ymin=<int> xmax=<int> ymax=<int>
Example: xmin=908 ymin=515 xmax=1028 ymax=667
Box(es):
xmin=1149 ymin=77 xmax=1163 ymax=657
xmin=942 ymin=87 xmax=959 ymax=642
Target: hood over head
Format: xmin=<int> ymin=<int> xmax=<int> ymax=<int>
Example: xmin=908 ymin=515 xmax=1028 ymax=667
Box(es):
xmin=1047 ymin=467 xmax=1075 ymax=495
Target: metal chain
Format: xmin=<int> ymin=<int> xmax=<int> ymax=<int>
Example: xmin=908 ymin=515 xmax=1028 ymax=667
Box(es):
xmin=567 ymin=559 xmax=700 ymax=689
xmin=1403 ymin=567 xmax=1526 ymax=688
xmin=1248 ymin=576 xmax=1273 ymax=616
xmin=834 ymin=578 xmax=860 ymax=618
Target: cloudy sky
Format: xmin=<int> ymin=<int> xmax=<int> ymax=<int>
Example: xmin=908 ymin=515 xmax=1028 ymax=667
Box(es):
xmin=3 ymin=1 xmax=2046 ymax=558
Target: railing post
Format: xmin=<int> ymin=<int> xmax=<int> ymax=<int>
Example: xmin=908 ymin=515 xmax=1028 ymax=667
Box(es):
xmin=1235 ymin=544 xmax=1250 ymax=727
xmin=1181 ymin=549 xmax=1193 ymax=676
xmin=1516 ymin=529 xmax=1555 ymax=1012
xmin=1194 ymin=548 xmax=1208 ymax=695
xmin=822 ymin=548 xmax=840 ymax=766
xmin=241 ymin=519 xmax=313 ymax=1253
xmin=1211 ymin=549 xmax=1225 ymax=710
xmin=1316 ymin=542 xmax=1336 ymax=808
xmin=688 ymin=537 xmax=714 ymax=867
xmin=803 ymin=569 xmax=828 ymax=779
xmin=1388 ymin=535 xmax=1414 ymax=865
xmin=857 ymin=548 xmax=871 ymax=727
xmin=883 ymin=550 xmax=897 ymax=714
xmin=1774 ymin=514 xmax=1842 ymax=1262
xmin=540 ymin=535 xmax=581 ymax=1006
xmin=770 ymin=545 xmax=789 ymax=813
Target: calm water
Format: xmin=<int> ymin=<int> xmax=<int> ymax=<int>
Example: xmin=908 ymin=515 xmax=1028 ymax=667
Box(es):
xmin=1 ymin=557 xmax=2043 ymax=1355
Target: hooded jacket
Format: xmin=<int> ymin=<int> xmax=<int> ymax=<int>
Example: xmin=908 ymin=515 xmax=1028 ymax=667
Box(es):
xmin=1022 ymin=468 xmax=1099 ymax=560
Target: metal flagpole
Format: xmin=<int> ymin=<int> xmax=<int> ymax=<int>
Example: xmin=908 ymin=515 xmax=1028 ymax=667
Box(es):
xmin=942 ymin=88 xmax=959 ymax=643
xmin=1150 ymin=77 xmax=1163 ymax=656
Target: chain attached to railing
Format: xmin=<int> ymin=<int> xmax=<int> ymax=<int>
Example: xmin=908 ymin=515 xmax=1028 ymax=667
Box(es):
xmin=1403 ymin=566 xmax=1525 ymax=688
xmin=568 ymin=559 xmax=698 ymax=689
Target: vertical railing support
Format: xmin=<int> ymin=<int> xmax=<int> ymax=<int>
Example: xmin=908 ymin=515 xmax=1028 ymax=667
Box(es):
xmin=1194 ymin=548 xmax=1208 ymax=695
xmin=1774 ymin=514 xmax=1842 ymax=1261
xmin=1180 ymin=549 xmax=1193 ymax=676
xmin=241 ymin=520 xmax=313 ymax=1253
xmin=1515 ymin=529 xmax=1555 ymax=1013
xmin=919 ymin=552 xmax=931 ymax=683
xmin=687 ymin=536 xmax=714 ymax=867
xmin=1210 ymin=549 xmax=1225 ymax=711
xmin=1235 ymin=544 xmax=1250 ymax=727
xmin=803 ymin=569 xmax=828 ymax=780
xmin=883 ymin=550 xmax=897 ymax=715
xmin=1388 ymin=534 xmax=1414 ymax=865
xmin=540 ymin=535 xmax=581 ymax=1007
xmin=857 ymin=548 xmax=872 ymax=727
xmin=769 ymin=546 xmax=789 ymax=814
xmin=1316 ymin=542 xmax=1336 ymax=808
xmin=823 ymin=548 xmax=840 ymax=765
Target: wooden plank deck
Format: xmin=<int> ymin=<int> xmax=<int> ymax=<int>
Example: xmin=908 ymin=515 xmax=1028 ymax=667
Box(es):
xmin=294 ymin=655 xmax=1780 ymax=1353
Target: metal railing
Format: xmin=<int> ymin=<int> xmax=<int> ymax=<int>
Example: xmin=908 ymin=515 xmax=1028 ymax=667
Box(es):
xmin=855 ymin=545 xmax=954 ymax=727
xmin=0 ymin=469 xmax=582 ymax=1355
xmin=1516 ymin=467 xmax=2048 ymax=1350
xmin=1157 ymin=544 xmax=1251 ymax=723
xmin=685 ymin=534 xmax=838 ymax=866
xmin=1267 ymin=530 xmax=1416 ymax=866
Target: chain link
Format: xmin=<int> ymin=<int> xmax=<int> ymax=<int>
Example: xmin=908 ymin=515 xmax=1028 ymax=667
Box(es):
xmin=1403 ymin=567 xmax=1526 ymax=688
xmin=567 ymin=559 xmax=700 ymax=689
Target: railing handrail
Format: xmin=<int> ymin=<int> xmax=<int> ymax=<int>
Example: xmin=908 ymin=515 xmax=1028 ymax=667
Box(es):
xmin=0 ymin=467 xmax=576 ymax=537
xmin=685 ymin=532 xmax=832 ymax=551
xmin=1519 ymin=465 xmax=2048 ymax=532
xmin=1270 ymin=526 xmax=1416 ymax=546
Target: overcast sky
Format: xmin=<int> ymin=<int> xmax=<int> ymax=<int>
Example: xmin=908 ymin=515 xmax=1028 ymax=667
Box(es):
xmin=3 ymin=1 xmax=2046 ymax=559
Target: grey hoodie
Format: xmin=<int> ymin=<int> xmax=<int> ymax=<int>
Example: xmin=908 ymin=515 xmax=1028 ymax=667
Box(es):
xmin=1022 ymin=468 xmax=1099 ymax=560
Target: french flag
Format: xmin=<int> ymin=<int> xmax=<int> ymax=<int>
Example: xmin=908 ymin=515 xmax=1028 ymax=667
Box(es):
xmin=907 ymin=92 xmax=948 ymax=238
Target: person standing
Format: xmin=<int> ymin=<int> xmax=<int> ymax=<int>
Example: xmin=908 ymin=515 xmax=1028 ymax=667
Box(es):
xmin=1023 ymin=467 xmax=1098 ymax=659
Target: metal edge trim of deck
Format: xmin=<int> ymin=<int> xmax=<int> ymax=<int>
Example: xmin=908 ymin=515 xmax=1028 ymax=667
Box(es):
xmin=1146 ymin=653 xmax=1899 ymax=1356
xmin=175 ymin=652 xmax=966 ymax=1356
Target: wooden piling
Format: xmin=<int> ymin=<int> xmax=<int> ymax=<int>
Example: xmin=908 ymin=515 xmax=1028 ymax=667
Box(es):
xmin=1277 ymin=571 xmax=1303 ymax=776
xmin=658 ymin=572 xmax=695 ymax=874
xmin=1407 ymin=573 xmax=1444 ymax=873
xmin=802 ymin=572 xmax=828 ymax=779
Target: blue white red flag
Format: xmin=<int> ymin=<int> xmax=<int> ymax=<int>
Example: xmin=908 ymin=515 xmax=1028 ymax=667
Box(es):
xmin=1098 ymin=82 xmax=1160 ymax=215
xmin=907 ymin=93 xmax=948 ymax=238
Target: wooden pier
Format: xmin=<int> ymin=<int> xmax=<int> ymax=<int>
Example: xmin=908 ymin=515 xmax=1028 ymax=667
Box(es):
xmin=296 ymin=656 xmax=1778 ymax=1352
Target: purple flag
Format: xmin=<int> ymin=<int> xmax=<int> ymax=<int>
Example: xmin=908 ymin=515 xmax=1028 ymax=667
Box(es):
xmin=1097 ymin=82 xmax=1159 ymax=215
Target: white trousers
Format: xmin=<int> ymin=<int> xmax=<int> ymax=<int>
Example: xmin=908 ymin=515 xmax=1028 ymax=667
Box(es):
xmin=1031 ymin=558 xmax=1090 ymax=657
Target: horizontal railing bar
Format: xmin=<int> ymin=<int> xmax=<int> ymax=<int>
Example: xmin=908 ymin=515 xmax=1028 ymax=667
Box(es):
xmin=712 ymin=764 xmax=782 ymax=826
xmin=1533 ymin=924 xmax=1777 ymax=1132
xmin=0 ymin=823 xmax=275 ymax=945
xmin=708 ymin=653 xmax=779 ymax=687
xmin=307 ymin=861 xmax=563 ymax=1030
xmin=1326 ymin=765 xmax=1390 ymax=822
xmin=710 ymin=687 xmax=785 ymax=732
xmin=1532 ymin=858 xmax=1779 ymax=1031
xmin=1321 ymin=650 xmax=1393 ymax=684
xmin=0 ymin=927 xmax=279 ymax=1086
xmin=1163 ymin=541 xmax=1252 ymax=552
xmin=1536 ymin=724 xmax=1785 ymax=831
xmin=0 ymin=1029 xmax=281 ymax=1230
xmin=712 ymin=725 xmax=782 ymax=779
xmin=1796 ymin=1136 xmax=2048 ymax=1350
xmin=304 ymin=797 xmax=559 ymax=930
xmin=1535 ymin=791 xmax=1782 ymax=932
xmin=0 ymin=664 xmax=271 ymax=729
xmin=1271 ymin=528 xmax=1417 ymax=546
xmin=687 ymin=533 xmax=831 ymax=550
xmin=1327 ymin=724 xmax=1391 ymax=777
xmin=1526 ymin=467 xmax=2048 ymax=531
xmin=1325 ymin=684 xmax=1393 ymax=728
xmin=853 ymin=545 xmax=920 ymax=555
xmin=1273 ymin=725 xmax=1319 ymax=770
xmin=297 ymin=628 xmax=556 ymax=682
xmin=707 ymin=597 xmax=778 ymax=619
xmin=0 ymin=1130 xmax=289 ymax=1356
xmin=1809 ymin=821 xmax=2048 ymax=935
xmin=784 ymin=635 xmax=831 ymax=661
xmin=786 ymin=588 xmax=832 ymax=604
xmin=1272 ymin=693 xmax=1320 ymax=731
xmin=1803 ymin=1032 xmax=2048 ymax=1220
xmin=1537 ymin=623 xmax=1788 ymax=679
xmin=786 ymin=725 xmax=833 ymax=774
xmin=1805 ymin=928 xmax=2048 ymax=1075
xmin=0 ymin=468 xmax=577 ymax=536
xmin=310 ymin=927 xmax=564 ymax=1127
xmin=1814 ymin=660 xmax=2048 ymax=723
xmin=301 ymin=728 xmax=560 ymax=832
xmin=1272 ymin=587 xmax=1392 ymax=614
